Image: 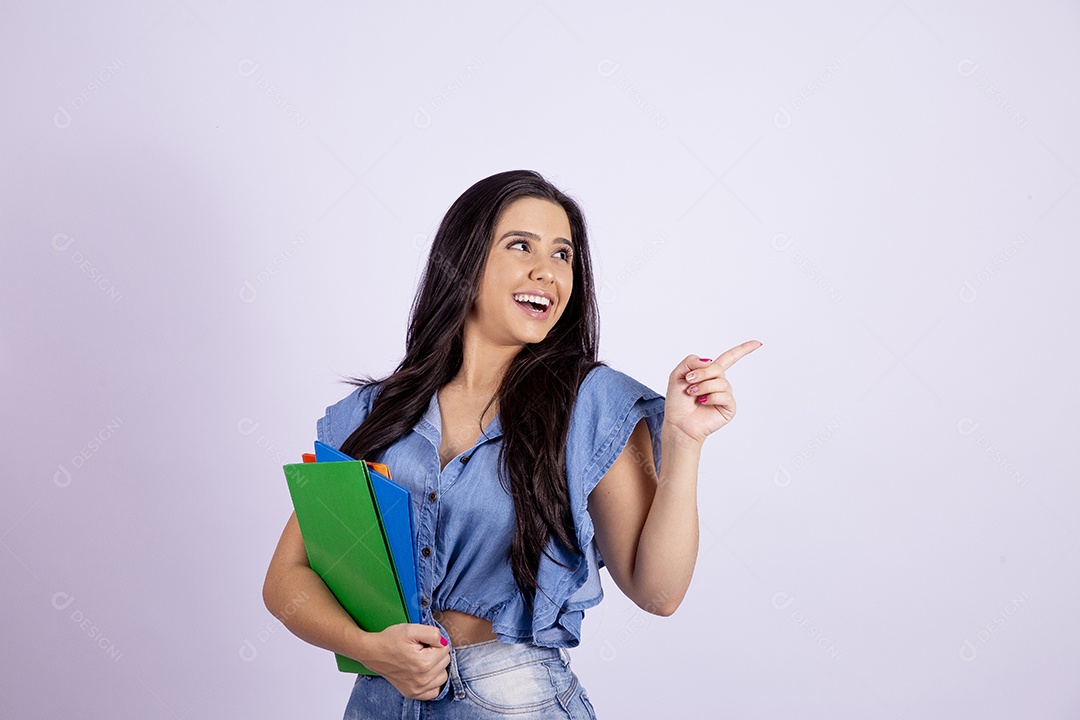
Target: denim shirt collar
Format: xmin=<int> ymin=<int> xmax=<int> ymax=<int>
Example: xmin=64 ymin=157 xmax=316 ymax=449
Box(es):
xmin=415 ymin=390 xmax=503 ymax=450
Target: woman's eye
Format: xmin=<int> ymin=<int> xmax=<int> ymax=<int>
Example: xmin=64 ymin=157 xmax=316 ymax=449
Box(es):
xmin=507 ymin=239 xmax=570 ymax=262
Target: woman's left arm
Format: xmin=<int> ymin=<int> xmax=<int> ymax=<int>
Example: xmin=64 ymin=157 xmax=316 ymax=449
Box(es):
xmin=588 ymin=340 xmax=762 ymax=616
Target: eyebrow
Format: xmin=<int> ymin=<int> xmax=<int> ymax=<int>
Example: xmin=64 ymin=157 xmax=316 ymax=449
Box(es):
xmin=498 ymin=230 xmax=573 ymax=249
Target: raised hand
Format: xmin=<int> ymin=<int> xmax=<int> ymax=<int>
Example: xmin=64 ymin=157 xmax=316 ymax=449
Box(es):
xmin=664 ymin=340 xmax=762 ymax=445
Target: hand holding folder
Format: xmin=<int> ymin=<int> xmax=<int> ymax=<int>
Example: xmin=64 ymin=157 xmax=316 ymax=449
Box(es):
xmin=283 ymin=443 xmax=421 ymax=674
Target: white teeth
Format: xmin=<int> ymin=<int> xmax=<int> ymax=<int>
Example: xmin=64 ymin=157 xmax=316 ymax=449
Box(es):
xmin=513 ymin=294 xmax=551 ymax=307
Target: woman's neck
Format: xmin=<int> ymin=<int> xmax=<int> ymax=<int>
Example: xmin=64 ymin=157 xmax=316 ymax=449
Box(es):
xmin=450 ymin=328 xmax=520 ymax=395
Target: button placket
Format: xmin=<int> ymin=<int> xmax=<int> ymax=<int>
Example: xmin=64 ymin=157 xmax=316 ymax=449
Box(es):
xmin=413 ymin=390 xmax=503 ymax=619
xmin=418 ymin=456 xmax=440 ymax=620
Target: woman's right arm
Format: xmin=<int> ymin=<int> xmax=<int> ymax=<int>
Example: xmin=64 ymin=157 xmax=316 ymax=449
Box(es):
xmin=262 ymin=511 xmax=450 ymax=700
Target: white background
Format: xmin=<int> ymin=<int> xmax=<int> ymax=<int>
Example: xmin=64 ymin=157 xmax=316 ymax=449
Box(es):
xmin=3 ymin=2 xmax=1078 ymax=718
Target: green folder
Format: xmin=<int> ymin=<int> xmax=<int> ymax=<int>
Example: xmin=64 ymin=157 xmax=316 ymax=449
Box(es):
xmin=283 ymin=460 xmax=410 ymax=674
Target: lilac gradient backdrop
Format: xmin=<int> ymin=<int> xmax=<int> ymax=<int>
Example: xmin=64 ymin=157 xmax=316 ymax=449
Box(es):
xmin=3 ymin=2 xmax=1078 ymax=718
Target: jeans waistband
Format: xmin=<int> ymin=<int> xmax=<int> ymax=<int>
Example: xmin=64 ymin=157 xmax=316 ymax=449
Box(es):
xmin=451 ymin=638 xmax=566 ymax=678
xmin=429 ymin=617 xmax=568 ymax=702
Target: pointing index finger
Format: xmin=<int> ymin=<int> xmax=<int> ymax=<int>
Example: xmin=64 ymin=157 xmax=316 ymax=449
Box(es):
xmin=714 ymin=340 xmax=762 ymax=371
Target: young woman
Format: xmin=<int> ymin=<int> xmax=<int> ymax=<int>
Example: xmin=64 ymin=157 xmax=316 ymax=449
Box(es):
xmin=263 ymin=170 xmax=760 ymax=719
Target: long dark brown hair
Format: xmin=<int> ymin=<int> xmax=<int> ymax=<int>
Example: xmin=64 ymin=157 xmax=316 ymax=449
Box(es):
xmin=339 ymin=170 xmax=602 ymax=610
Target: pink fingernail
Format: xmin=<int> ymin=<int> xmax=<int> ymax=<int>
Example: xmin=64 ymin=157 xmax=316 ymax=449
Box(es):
xmin=440 ymin=636 xmax=448 ymax=646
xmin=698 ymin=396 xmax=707 ymax=403
xmin=699 ymin=358 xmax=712 ymax=363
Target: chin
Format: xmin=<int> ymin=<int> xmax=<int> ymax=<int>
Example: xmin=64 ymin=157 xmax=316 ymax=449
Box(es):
xmin=517 ymin=331 xmax=549 ymax=346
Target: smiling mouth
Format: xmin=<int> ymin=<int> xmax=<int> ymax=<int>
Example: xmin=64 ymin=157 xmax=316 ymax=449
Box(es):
xmin=512 ymin=293 xmax=552 ymax=318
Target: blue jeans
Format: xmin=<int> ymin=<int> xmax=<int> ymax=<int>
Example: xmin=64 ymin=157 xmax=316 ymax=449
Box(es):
xmin=342 ymin=628 xmax=598 ymax=719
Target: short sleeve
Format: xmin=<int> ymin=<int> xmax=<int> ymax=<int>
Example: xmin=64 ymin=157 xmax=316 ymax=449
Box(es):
xmin=497 ymin=364 xmax=664 ymax=648
xmin=570 ymin=367 xmax=660 ymax=511
xmin=316 ymin=382 xmax=380 ymax=450
xmin=565 ymin=365 xmax=665 ymax=569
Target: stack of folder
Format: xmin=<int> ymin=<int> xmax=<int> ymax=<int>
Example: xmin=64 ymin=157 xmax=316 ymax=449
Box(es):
xmin=283 ymin=441 xmax=421 ymax=674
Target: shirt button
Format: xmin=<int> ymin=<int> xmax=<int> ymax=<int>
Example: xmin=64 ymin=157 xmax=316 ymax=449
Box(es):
xmin=421 ymin=546 xmax=431 ymax=557
xmin=428 ymin=492 xmax=437 ymax=502
xmin=421 ymin=598 xmax=429 ymax=607
xmin=460 ymin=455 xmax=469 ymax=465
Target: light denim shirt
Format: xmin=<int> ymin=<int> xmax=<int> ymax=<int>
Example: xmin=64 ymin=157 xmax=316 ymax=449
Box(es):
xmin=316 ymin=364 xmax=665 ymax=648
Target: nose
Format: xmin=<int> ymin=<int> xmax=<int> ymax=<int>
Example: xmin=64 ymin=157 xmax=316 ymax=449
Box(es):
xmin=530 ymin=258 xmax=554 ymax=284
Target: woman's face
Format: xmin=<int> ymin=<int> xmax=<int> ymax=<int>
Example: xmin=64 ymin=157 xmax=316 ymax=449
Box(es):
xmin=466 ymin=196 xmax=575 ymax=348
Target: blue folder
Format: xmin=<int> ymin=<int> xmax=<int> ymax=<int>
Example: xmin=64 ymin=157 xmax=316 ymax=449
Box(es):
xmin=313 ymin=441 xmax=422 ymax=624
